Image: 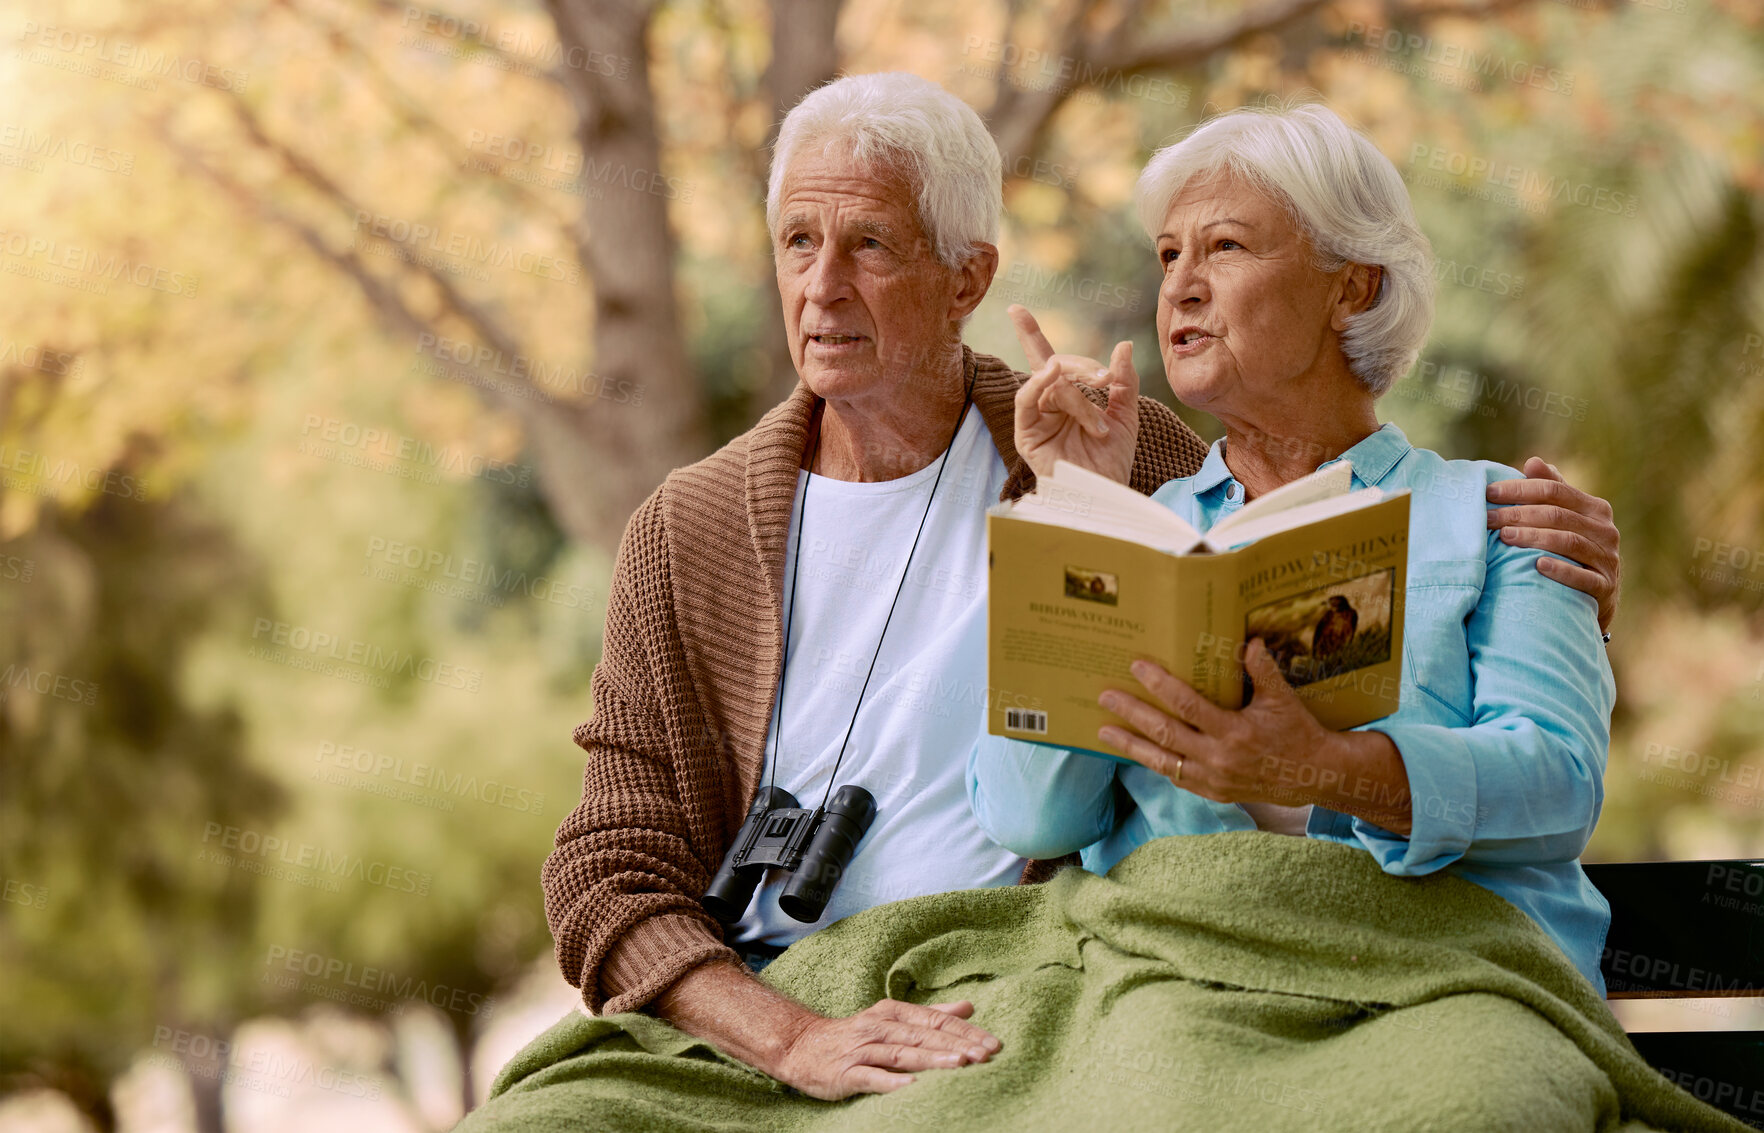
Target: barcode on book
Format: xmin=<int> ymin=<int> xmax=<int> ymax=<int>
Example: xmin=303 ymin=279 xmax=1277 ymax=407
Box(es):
xmin=1005 ymin=708 xmax=1048 ymax=735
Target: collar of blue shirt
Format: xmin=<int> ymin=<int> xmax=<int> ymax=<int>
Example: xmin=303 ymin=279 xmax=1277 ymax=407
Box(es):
xmin=1190 ymin=422 xmax=1414 ymax=500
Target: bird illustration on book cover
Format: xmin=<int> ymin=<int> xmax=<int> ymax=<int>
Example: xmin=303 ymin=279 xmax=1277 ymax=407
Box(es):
xmin=1243 ymin=569 xmax=1395 ymax=691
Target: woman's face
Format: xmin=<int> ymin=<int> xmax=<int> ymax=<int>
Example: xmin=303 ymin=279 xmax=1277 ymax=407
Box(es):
xmin=1153 ymin=172 xmax=1353 ymax=418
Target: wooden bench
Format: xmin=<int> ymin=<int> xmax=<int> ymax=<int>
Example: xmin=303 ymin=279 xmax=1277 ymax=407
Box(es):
xmin=1585 ymin=858 xmax=1764 ymax=1129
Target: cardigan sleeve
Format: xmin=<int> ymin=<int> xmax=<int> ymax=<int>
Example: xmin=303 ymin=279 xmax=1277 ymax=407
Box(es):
xmin=542 ymin=488 xmax=742 ymax=1015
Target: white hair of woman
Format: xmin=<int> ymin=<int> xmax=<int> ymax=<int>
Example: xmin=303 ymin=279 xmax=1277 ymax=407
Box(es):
xmin=768 ymin=72 xmax=1002 ymax=269
xmin=1136 ymin=103 xmax=1435 ymax=394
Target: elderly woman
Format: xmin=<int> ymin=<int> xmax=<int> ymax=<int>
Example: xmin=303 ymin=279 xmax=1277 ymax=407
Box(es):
xmin=968 ymin=103 xmax=1616 ymax=993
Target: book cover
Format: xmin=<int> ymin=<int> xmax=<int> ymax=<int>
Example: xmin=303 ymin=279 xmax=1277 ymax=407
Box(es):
xmin=986 ymin=469 xmax=1408 ymax=758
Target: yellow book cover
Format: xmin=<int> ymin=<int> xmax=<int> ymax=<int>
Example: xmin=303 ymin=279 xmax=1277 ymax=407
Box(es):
xmin=986 ymin=462 xmax=1408 ymax=758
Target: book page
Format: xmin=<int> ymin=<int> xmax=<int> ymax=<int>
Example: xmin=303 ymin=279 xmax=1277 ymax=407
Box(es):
xmin=1203 ymin=486 xmax=1388 ymax=552
xmin=1010 ymin=461 xmax=1204 ymax=554
xmin=1205 ymin=461 xmax=1354 ymax=548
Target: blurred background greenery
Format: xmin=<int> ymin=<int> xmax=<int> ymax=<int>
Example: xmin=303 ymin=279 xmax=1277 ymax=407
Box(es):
xmin=1 ymin=0 xmax=1760 ymax=1129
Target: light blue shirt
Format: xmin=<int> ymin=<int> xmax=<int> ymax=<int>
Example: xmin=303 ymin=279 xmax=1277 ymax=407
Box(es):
xmin=968 ymin=424 xmax=1617 ymax=992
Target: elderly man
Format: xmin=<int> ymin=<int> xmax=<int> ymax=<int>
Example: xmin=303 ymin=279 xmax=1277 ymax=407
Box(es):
xmin=530 ymin=72 xmax=1621 ymax=1104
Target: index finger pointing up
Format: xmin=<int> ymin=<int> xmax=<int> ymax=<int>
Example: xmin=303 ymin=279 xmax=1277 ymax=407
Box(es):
xmin=1008 ymin=305 xmax=1056 ymax=371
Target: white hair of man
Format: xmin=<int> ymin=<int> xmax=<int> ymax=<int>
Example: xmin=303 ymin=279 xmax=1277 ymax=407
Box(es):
xmin=768 ymin=72 xmax=1002 ymax=270
xmin=1135 ymin=102 xmax=1435 ymax=395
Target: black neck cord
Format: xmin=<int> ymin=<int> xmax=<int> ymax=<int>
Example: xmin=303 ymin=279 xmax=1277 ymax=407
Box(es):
xmin=766 ymin=366 xmax=978 ymax=812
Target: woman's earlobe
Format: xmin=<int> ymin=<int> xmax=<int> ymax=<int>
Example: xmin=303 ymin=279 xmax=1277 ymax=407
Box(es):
xmin=1334 ymin=264 xmax=1383 ymax=329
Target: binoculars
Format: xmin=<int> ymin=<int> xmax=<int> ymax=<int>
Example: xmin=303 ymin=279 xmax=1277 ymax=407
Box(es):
xmin=702 ymin=784 xmax=877 ymax=924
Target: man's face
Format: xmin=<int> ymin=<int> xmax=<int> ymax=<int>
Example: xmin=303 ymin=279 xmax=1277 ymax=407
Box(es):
xmin=772 ymin=146 xmax=965 ymax=402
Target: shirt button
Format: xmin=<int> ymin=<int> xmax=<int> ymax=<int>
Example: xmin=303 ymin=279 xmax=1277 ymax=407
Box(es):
xmin=1227 ymin=482 xmax=1242 ymax=502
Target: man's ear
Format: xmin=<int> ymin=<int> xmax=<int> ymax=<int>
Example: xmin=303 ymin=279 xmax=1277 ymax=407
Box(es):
xmin=949 ymin=242 xmax=999 ymax=323
xmin=1330 ymin=262 xmax=1383 ymax=332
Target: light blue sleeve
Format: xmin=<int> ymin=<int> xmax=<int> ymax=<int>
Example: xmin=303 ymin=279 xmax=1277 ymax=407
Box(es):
xmin=1352 ymin=528 xmax=1615 ymax=875
xmin=967 ymin=710 xmax=1119 ymax=860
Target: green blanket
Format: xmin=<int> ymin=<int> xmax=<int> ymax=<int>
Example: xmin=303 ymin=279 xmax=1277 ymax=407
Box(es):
xmin=459 ymin=834 xmax=1750 ymax=1132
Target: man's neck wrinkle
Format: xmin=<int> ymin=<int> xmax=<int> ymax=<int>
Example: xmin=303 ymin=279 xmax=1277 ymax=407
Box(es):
xmin=809 ymin=359 xmax=968 ymax=483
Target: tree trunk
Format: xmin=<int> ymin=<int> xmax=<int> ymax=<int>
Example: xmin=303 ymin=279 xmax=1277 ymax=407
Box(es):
xmin=750 ymin=0 xmax=846 ymax=405
xmin=184 ymin=1053 xmax=225 ymax=1133
xmin=32 ymin=1062 xmax=117 ymax=1132
xmin=539 ymin=0 xmax=708 ymax=540
xmin=450 ymin=1010 xmax=477 ymax=1118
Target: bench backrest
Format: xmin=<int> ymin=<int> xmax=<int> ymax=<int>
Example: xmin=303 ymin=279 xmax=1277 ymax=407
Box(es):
xmin=1583 ymin=860 xmax=1764 ymax=1128
xmin=1584 ymin=858 xmax=1764 ymax=998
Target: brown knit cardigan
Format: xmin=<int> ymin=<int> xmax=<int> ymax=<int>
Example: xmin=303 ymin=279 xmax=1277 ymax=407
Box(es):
xmin=545 ymin=346 xmax=1210 ymax=1015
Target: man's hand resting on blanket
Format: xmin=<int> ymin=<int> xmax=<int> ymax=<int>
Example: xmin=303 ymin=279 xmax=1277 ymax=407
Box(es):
xmin=773 ymin=996 xmax=1000 ymax=1098
xmin=1096 ymin=640 xmax=1414 ymax=835
xmin=652 ymin=959 xmax=1000 ymax=1100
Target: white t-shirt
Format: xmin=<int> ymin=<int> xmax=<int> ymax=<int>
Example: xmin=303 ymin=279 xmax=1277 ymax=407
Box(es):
xmin=732 ymin=405 xmax=1026 ymax=947
xmin=1240 ymin=800 xmax=1314 ymax=836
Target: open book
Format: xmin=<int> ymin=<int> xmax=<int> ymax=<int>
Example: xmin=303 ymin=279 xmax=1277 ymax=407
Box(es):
xmin=987 ymin=460 xmax=1409 ymax=757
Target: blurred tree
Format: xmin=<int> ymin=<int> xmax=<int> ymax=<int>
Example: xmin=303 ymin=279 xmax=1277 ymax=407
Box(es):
xmin=0 ymin=374 xmax=283 ymax=1132
xmin=4 ymin=0 xmax=1763 ymax=1126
